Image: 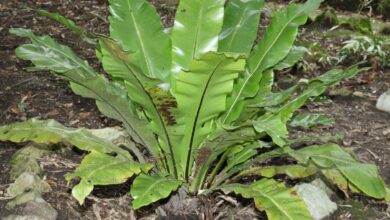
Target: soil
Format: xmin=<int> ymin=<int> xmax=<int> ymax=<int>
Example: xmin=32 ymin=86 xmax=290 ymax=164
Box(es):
xmin=0 ymin=0 xmax=389 ymax=219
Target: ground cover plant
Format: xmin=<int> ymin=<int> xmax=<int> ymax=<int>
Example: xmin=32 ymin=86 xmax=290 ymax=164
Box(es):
xmin=0 ymin=0 xmax=389 ymax=219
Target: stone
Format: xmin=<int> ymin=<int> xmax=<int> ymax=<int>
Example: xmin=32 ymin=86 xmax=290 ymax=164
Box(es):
xmin=20 ymin=199 xmax=58 ymax=220
xmin=7 ymin=191 xmax=42 ymax=208
xmin=376 ymin=90 xmax=390 ymax=113
xmin=7 ymin=172 xmax=51 ymax=197
xmin=2 ymin=215 xmax=44 ymax=220
xmin=11 ymin=143 xmax=53 ymax=160
xmin=10 ymin=157 xmax=42 ymax=181
xmin=3 ymin=199 xmax=58 ymax=220
xmin=295 ymin=183 xmax=338 ymax=220
xmin=310 ymin=178 xmax=335 ymax=198
xmin=9 ymin=143 xmax=53 ymax=180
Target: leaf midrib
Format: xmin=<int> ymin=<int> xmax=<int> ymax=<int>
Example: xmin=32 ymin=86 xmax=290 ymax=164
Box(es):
xmin=126 ymin=0 xmax=154 ymax=78
xmin=184 ymin=60 xmax=225 ymax=178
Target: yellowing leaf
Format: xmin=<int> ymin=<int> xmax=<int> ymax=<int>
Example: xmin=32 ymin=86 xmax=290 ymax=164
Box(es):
xmin=222 ymin=179 xmax=312 ymax=220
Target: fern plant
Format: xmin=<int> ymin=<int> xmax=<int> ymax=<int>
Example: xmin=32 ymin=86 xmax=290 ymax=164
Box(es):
xmin=1 ymin=0 xmax=388 ymax=218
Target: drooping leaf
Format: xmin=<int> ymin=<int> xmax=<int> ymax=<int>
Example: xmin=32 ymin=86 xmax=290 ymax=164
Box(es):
xmin=274 ymin=46 xmax=308 ymax=71
xmin=174 ymin=52 xmax=246 ymax=178
xmin=275 ymin=66 xmax=366 ymax=124
xmin=171 ymin=0 xmax=225 ymax=76
xmin=290 ymin=113 xmax=335 ymax=128
xmin=131 ymin=174 xmax=182 ymax=209
xmin=0 ymin=118 xmax=131 ymax=159
xmin=252 ymin=66 xmax=365 ymax=140
xmin=222 ymin=0 xmax=323 ymax=124
xmin=66 ymin=72 xmax=153 ymax=162
xmin=100 ymin=38 xmax=178 ymax=177
xmin=222 ymin=179 xmax=312 ymax=220
xmin=11 ymin=28 xmax=95 ymax=75
xmin=218 ymin=0 xmax=264 ymax=54
xmin=291 ymin=144 xmax=387 ymax=199
xmin=66 ymin=151 xmax=153 ymax=204
xmin=109 ymin=0 xmax=171 ymax=81
xmin=10 ymin=28 xmax=152 ymax=161
xmin=32 ymin=8 xmax=95 ymax=44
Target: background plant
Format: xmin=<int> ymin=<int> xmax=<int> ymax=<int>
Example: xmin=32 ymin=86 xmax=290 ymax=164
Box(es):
xmin=339 ymin=35 xmax=390 ymax=68
xmin=0 ymin=0 xmax=388 ymax=219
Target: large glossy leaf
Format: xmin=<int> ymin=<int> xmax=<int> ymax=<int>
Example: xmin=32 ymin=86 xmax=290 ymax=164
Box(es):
xmin=10 ymin=28 xmax=152 ymax=161
xmin=32 ymin=8 xmax=95 ymax=44
xmin=66 ymin=151 xmax=153 ymax=205
xmin=218 ymin=0 xmax=264 ymax=54
xmin=174 ymin=52 xmax=245 ymax=178
xmin=131 ymin=174 xmax=182 ymax=209
xmin=0 ymin=119 xmax=131 ymax=159
xmin=222 ymin=0 xmax=322 ymax=124
xmin=222 ymin=179 xmax=312 ymax=220
xmin=291 ymin=144 xmax=387 ymax=199
xmin=100 ymin=38 xmax=177 ymax=176
xmin=171 ymin=0 xmax=225 ymax=76
xmin=108 ymin=0 xmax=171 ymax=81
